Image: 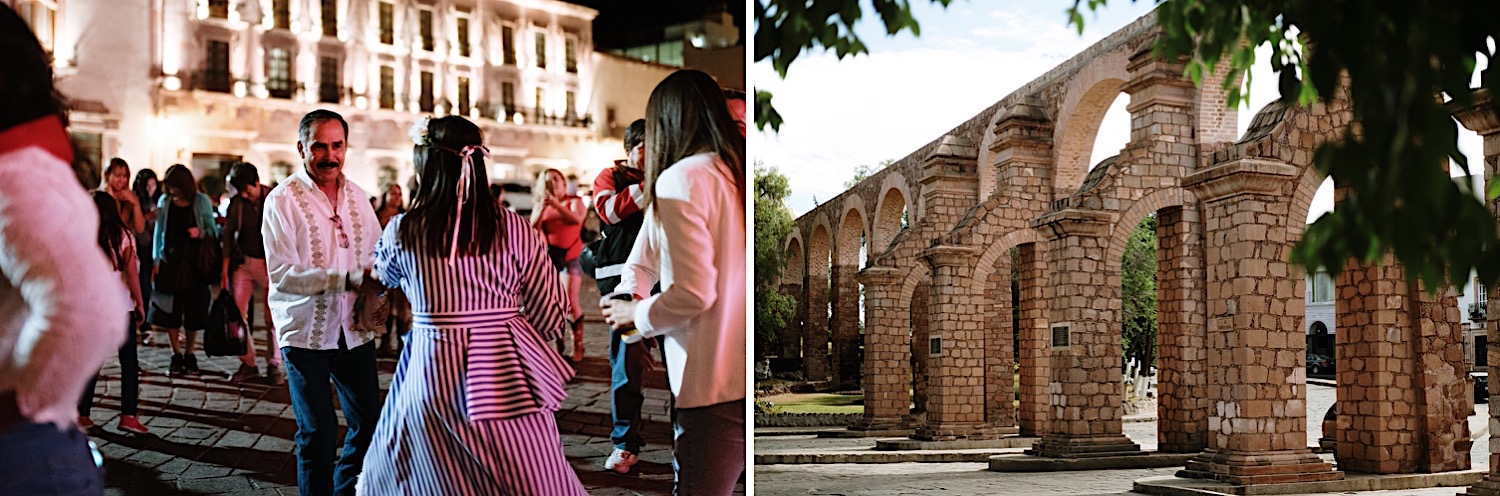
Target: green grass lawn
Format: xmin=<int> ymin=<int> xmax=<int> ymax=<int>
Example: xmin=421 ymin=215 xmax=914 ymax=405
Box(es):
xmin=758 ymin=392 xmax=864 ymax=414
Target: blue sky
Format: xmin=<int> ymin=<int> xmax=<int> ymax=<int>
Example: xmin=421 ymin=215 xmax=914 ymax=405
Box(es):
xmin=754 ymin=1 xmax=1484 ymax=219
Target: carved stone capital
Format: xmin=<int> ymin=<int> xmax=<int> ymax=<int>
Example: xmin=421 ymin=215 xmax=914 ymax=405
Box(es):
xmin=1452 ymin=90 xmax=1500 ymax=136
xmin=920 ymin=245 xmax=979 ymax=268
xmin=1182 ymin=158 xmax=1298 ymax=203
xmin=856 ymin=266 xmax=902 ymax=287
xmin=1033 ymin=208 xmax=1115 ymax=239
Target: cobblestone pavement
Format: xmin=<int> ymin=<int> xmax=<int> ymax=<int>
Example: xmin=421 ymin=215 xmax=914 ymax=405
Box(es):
xmin=85 ymin=281 xmax=744 ymax=495
xmin=756 ymin=383 xmax=1491 ymax=495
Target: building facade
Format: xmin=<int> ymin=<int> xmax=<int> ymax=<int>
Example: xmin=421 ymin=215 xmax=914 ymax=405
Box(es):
xmin=14 ymin=0 xmax=676 ymax=196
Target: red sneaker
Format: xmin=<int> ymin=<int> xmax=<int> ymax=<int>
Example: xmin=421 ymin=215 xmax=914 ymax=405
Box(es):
xmin=77 ymin=416 xmax=94 ymax=429
xmin=118 ymin=415 xmax=150 ymax=434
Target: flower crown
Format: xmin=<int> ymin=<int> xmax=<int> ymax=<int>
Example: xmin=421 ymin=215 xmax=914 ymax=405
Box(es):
xmin=407 ymin=116 xmax=432 ymax=147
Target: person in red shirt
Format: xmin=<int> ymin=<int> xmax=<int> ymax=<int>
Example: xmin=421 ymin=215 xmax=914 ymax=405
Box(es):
xmin=531 ymin=168 xmax=587 ymax=362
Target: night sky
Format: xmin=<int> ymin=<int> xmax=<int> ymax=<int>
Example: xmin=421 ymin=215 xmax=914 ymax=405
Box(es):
xmin=564 ymin=0 xmax=747 ymax=50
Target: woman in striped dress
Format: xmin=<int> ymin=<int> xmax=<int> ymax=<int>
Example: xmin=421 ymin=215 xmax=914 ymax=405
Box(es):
xmin=359 ymin=115 xmax=586 ymax=495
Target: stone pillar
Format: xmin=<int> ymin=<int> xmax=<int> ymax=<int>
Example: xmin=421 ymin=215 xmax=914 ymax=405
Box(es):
xmin=1335 ymin=253 xmax=1471 ymax=474
xmin=983 ymin=256 xmax=1018 ymax=431
xmin=831 ymin=262 xmax=863 ymax=390
xmin=915 ymin=246 xmax=1017 ymax=440
xmin=1028 ymin=209 xmax=1143 ymax=457
xmin=1179 ymin=159 xmax=1341 ymax=484
xmin=1156 ymin=204 xmax=1209 ymax=453
xmin=1451 ymin=95 xmax=1500 ymax=495
xmin=1016 ymin=243 xmax=1051 ymax=436
xmin=805 ymin=252 xmax=831 ymax=382
xmin=852 ymin=267 xmax=911 ymax=430
xmin=778 ymin=283 xmax=804 ymax=360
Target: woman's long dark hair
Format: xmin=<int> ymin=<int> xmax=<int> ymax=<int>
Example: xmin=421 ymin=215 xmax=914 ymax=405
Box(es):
xmin=93 ymin=191 xmax=128 ymax=270
xmin=643 ymin=69 xmax=745 ymax=211
xmin=0 ymin=4 xmax=69 ymax=131
xmin=133 ymin=168 xmax=159 ymax=208
xmin=399 ymin=116 xmax=504 ymax=257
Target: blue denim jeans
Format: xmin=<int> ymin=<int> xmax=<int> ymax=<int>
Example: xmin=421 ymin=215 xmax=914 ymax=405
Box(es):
xmin=609 ymin=327 xmax=655 ymax=452
xmin=674 ymin=399 xmax=745 ymax=496
xmin=282 ymin=339 xmax=381 ymax=496
xmin=0 ymin=421 xmax=102 ymax=495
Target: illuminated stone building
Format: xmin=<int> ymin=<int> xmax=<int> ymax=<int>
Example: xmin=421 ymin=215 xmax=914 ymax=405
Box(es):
xmin=10 ymin=0 xmax=677 ymax=194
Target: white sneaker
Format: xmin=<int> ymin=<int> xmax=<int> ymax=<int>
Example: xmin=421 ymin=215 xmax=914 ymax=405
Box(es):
xmin=604 ymin=448 xmax=638 ymax=474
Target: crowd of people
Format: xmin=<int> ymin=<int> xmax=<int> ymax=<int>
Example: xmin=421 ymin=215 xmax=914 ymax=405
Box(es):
xmin=0 ymin=3 xmax=746 ymax=495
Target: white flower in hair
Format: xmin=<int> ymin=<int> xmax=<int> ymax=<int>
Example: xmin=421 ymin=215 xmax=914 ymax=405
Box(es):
xmin=407 ymin=117 xmax=432 ymax=146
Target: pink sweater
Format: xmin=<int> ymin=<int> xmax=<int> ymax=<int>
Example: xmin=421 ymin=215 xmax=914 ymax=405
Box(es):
xmin=0 ymin=142 xmax=130 ymax=427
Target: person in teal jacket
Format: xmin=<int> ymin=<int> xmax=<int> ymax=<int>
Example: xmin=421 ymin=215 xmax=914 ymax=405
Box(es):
xmin=148 ymin=164 xmax=220 ymax=376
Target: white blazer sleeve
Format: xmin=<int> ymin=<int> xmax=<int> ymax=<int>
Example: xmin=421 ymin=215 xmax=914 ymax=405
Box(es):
xmin=633 ymin=165 xmax=718 ymax=337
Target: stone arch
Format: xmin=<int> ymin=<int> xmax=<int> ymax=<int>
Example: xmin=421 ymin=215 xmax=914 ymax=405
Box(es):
xmin=805 ymin=222 xmax=834 ymax=381
xmin=784 ymin=237 xmax=805 ymax=288
xmin=831 ymin=203 xmax=870 ymax=387
xmin=1052 ymin=51 xmax=1131 ymax=196
xmin=872 ymin=172 xmax=912 ymax=253
xmin=894 ymin=260 xmax=932 ymax=417
xmin=1105 ymin=188 xmax=1188 ymax=266
xmin=837 ymin=200 xmax=869 ymax=267
xmin=967 ymin=228 xmax=1043 ymax=430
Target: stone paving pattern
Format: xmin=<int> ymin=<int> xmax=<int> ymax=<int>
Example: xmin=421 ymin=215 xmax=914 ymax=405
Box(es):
xmin=83 ymin=281 xmax=744 ymax=495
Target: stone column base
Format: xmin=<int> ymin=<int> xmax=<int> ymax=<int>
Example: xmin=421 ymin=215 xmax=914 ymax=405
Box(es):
xmin=849 ymin=415 xmax=911 ymax=432
xmin=1025 ymin=433 xmax=1144 ymax=458
xmin=1179 ymin=448 xmax=1342 ymax=485
xmin=912 ymin=422 xmax=1020 ymax=441
xmin=1461 ymin=477 xmax=1500 ymax=495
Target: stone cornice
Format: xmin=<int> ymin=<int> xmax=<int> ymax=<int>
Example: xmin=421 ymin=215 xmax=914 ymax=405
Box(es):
xmin=1452 ymin=90 xmax=1500 ymax=136
xmin=1032 ymin=208 xmax=1116 ymax=239
xmin=919 ymin=245 xmax=979 ymax=267
xmin=1182 ymin=158 xmax=1297 ymax=203
xmin=856 ymin=266 xmax=902 ymax=286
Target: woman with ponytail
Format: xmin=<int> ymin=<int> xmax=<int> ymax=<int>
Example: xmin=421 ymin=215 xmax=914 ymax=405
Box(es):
xmin=359 ymin=115 xmax=585 ymax=495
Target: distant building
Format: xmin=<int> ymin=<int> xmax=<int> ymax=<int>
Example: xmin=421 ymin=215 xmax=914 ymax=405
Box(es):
xmin=11 ymin=0 xmax=676 ymax=195
xmin=606 ymin=4 xmax=742 ymax=91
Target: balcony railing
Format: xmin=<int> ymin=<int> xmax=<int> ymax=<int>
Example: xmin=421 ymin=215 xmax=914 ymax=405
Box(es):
xmin=1472 ymin=300 xmax=1488 ymax=322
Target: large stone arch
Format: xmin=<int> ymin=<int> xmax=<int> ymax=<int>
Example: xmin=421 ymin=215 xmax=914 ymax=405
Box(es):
xmin=805 ymin=222 xmax=834 ymax=381
xmin=871 ymin=173 xmax=912 ymax=254
xmin=1051 ymin=48 xmax=1131 ymax=196
xmin=832 ymin=203 xmax=870 ymax=388
xmin=780 ymin=237 xmax=807 ymax=361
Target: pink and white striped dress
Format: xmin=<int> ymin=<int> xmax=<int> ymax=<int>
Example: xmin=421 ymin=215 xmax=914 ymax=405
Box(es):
xmin=360 ymin=209 xmax=585 ymax=495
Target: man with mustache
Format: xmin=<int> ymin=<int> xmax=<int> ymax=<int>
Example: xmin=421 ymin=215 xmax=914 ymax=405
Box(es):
xmin=262 ymin=109 xmax=383 ymax=496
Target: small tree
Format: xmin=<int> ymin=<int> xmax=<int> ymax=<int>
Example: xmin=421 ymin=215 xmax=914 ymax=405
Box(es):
xmin=755 ymin=162 xmax=798 ymax=360
xmin=1121 ymin=215 xmax=1158 ymax=371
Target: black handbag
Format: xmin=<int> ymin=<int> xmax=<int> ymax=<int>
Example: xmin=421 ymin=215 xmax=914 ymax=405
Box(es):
xmin=194 ymin=237 xmax=223 ymax=286
xmin=203 ymin=288 xmax=248 ymax=357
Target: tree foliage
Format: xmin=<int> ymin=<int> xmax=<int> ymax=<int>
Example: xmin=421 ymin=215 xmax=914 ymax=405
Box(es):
xmin=1121 ymin=216 xmax=1157 ymax=370
xmin=1074 ymin=0 xmax=1500 ymax=290
xmin=756 ymin=162 xmax=799 ymax=359
xmin=754 ymin=0 xmax=955 ymax=132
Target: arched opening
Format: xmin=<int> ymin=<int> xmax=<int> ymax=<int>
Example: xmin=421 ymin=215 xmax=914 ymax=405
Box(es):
xmin=873 ymin=187 xmax=907 ymax=254
xmin=806 ymin=225 xmax=833 ymax=382
xmin=834 ymin=209 xmax=868 ymax=389
xmin=1090 ymin=93 xmax=1131 ymax=174
xmin=1120 ymin=214 xmax=1158 ymax=447
xmin=779 ymin=238 xmax=806 ymax=366
xmin=1055 ymin=79 xmax=1128 ymax=194
xmin=910 ymin=277 xmax=931 ymax=417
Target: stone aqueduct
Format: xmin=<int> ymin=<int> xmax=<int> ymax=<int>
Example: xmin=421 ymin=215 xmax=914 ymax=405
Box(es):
xmin=773 ymin=13 xmax=1500 ymax=488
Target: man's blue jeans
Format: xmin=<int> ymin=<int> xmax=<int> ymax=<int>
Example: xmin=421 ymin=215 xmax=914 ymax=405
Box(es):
xmin=0 ymin=421 xmax=101 ymax=495
xmin=610 ymin=326 xmax=653 ymax=453
xmin=283 ymin=340 xmax=381 ymax=496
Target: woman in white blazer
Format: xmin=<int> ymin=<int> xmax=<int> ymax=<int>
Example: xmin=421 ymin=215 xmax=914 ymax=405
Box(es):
xmin=602 ymin=69 xmax=746 ymax=495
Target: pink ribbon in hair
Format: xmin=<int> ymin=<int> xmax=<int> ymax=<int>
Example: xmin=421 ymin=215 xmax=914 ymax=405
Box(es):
xmin=448 ymin=144 xmax=489 ymax=265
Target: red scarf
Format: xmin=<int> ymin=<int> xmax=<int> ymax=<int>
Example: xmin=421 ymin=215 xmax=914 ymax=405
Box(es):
xmin=0 ymin=115 xmax=73 ymax=164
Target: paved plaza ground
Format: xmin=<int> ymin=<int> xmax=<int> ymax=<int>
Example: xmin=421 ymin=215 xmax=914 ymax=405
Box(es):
xmin=755 ymin=383 xmax=1492 ymax=496
xmin=82 ymin=281 xmax=744 ymax=495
